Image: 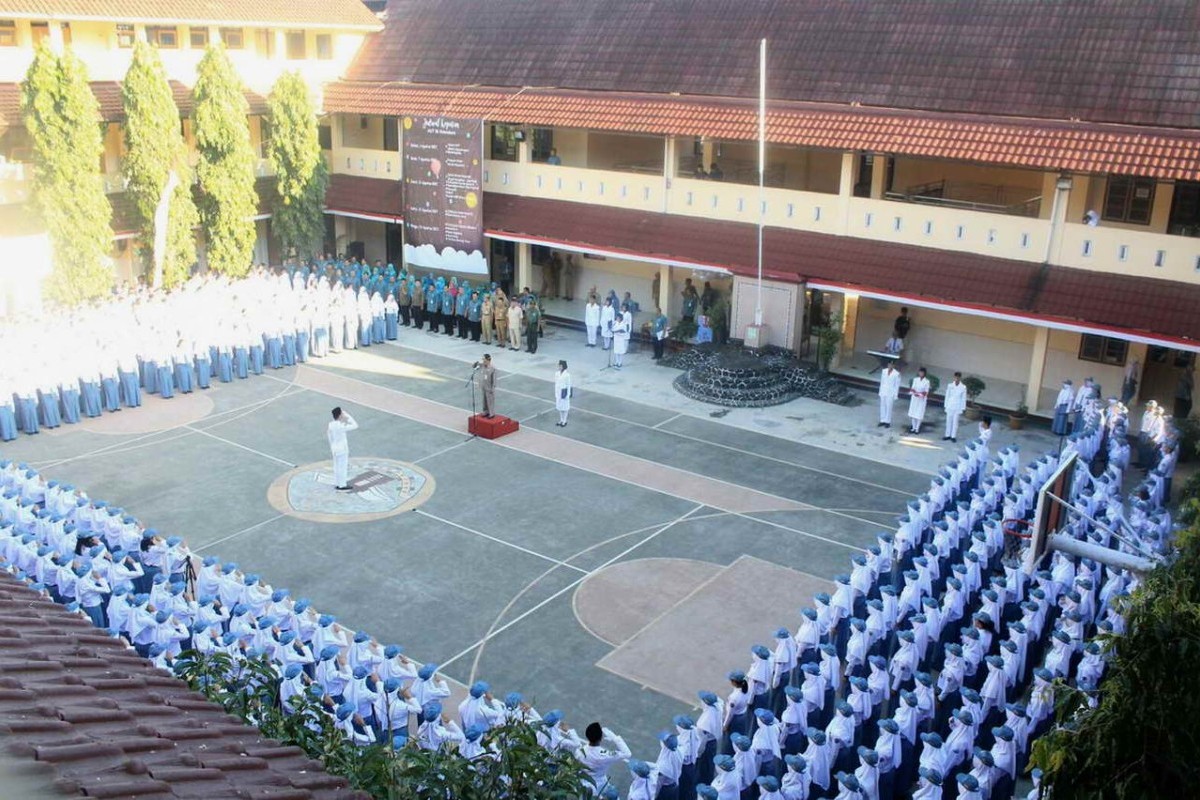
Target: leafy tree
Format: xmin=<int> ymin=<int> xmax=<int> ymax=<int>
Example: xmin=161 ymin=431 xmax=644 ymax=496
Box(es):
xmin=173 ymin=650 xmax=593 ymax=799
xmin=20 ymin=43 xmax=113 ymax=304
xmin=121 ymin=40 xmax=198 ymax=288
xmin=1029 ymin=524 xmax=1200 ymax=797
xmin=267 ymin=71 xmax=328 ymax=261
xmin=192 ymin=44 xmax=258 ymax=277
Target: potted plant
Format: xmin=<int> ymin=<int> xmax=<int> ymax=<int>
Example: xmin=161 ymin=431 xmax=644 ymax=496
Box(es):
xmin=1009 ymin=399 xmax=1028 ymax=430
xmin=814 ymin=313 xmax=844 ymax=372
xmin=963 ymin=375 xmax=986 ymax=420
xmin=668 ymin=318 xmax=698 ymax=349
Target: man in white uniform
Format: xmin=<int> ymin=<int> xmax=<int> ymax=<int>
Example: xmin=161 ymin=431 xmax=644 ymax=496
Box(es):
xmin=943 ymin=372 xmax=968 ymax=442
xmin=327 ymin=407 xmax=359 ymax=491
xmin=878 ymin=365 xmax=901 ymax=428
xmin=584 ymin=296 xmax=601 ymax=347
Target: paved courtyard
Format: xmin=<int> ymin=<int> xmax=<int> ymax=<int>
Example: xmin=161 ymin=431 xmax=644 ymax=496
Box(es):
xmin=5 ymin=324 xmax=1067 ymax=759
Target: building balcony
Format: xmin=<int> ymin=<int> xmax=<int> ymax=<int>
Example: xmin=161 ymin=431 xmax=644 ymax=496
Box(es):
xmin=884 ymin=179 xmax=1042 ymax=218
xmin=483 ymin=160 xmax=665 ymax=214
xmin=340 ymin=148 xmax=1200 ymax=285
xmin=1058 ymin=222 xmax=1200 ymax=285
xmin=333 ymin=146 xmax=400 ymax=179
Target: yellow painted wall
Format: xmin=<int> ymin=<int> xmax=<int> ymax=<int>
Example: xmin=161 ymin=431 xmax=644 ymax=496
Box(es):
xmin=531 ymin=252 xmax=731 ymax=323
xmin=340 ymin=115 xmax=386 ymax=149
xmin=549 ymin=129 xmax=588 ymax=167
xmin=890 ymin=157 xmax=1045 ymax=206
xmin=0 ymin=19 xmax=366 ymax=92
xmin=856 ymin=299 xmax=1036 ymax=384
xmin=586 ymin=132 xmax=662 ymax=172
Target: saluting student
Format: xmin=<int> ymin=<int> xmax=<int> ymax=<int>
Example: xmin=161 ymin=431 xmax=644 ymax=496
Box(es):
xmin=327 ymin=407 xmax=359 ymax=491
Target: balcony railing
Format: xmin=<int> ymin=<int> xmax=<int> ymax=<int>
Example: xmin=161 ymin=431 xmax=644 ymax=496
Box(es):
xmin=885 ymin=179 xmax=1042 ymax=218
xmin=333 ymin=147 xmax=400 ymax=179
xmin=341 ymin=147 xmax=1200 ymax=285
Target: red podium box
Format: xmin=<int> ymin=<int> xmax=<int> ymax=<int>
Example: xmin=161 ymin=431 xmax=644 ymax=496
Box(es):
xmin=468 ymin=414 xmax=520 ymax=440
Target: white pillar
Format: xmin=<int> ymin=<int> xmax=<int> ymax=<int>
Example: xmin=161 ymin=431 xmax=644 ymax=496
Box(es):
xmin=657 ymin=264 xmax=671 ymax=317
xmin=48 ymin=22 xmax=64 ymax=52
xmin=837 ymin=152 xmax=856 ymax=235
xmin=516 ymin=242 xmax=532 ymax=292
xmin=1026 ymin=326 xmax=1050 ymax=412
xmin=869 ymin=155 xmax=887 ymax=199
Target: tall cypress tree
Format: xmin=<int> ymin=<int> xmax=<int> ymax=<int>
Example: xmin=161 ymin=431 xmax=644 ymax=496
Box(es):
xmin=20 ymin=43 xmax=114 ymax=305
xmin=192 ymin=44 xmax=257 ymax=276
xmin=267 ymin=71 xmax=328 ymax=261
xmin=122 ymin=40 xmax=198 ymax=289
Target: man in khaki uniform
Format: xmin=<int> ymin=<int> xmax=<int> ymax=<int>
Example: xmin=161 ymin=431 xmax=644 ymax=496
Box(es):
xmin=493 ymin=287 xmax=508 ymax=345
xmin=481 ymin=293 xmax=494 ymax=345
xmin=506 ymin=300 xmax=523 ymax=351
xmin=479 ymin=354 xmax=497 ymax=417
xmin=411 ymin=280 xmax=425 ymax=331
xmin=397 ymin=281 xmax=411 ymax=327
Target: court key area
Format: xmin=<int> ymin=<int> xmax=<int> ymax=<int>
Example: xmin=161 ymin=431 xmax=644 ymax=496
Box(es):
xmin=6 ymin=340 xmax=933 ymax=757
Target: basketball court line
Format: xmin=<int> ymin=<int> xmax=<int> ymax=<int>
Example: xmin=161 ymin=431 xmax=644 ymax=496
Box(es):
xmin=294 ymin=365 xmax=810 ymax=515
xmin=414 ymin=509 xmax=589 ymax=575
xmin=33 ymin=386 xmax=308 ymax=470
xmin=438 ymin=504 xmax=706 ymax=674
xmin=380 ymin=342 xmax=928 ymax=493
xmin=466 ymin=520 xmax=721 ymax=681
xmin=355 ymin=347 xmax=916 ymax=496
xmin=183 ymin=424 xmax=297 ymax=467
xmin=195 ymin=513 xmax=287 ymax=553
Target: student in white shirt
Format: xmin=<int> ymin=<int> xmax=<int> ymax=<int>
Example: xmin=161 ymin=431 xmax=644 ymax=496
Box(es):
xmin=327 ymin=406 xmax=359 ymax=491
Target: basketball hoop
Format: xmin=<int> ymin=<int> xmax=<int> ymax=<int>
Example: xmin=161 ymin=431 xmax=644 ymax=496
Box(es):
xmin=1003 ymin=518 xmax=1032 ymax=562
xmin=1002 ymin=519 xmax=1032 ymax=540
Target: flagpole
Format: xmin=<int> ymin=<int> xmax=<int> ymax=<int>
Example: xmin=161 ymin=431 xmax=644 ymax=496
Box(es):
xmin=755 ymin=37 xmax=766 ymax=327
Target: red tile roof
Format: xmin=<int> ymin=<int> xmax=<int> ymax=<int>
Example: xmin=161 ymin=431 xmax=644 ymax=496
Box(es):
xmin=349 ymin=0 xmax=1200 ymax=129
xmin=324 ymin=173 xmax=402 ymax=220
xmin=0 ymin=573 xmax=367 ymax=799
xmin=0 ymin=0 xmax=382 ymax=29
xmin=0 ymin=81 xmax=268 ymax=130
xmin=322 ymin=83 xmax=1200 ymax=182
xmin=477 ymin=193 xmax=1200 ymax=344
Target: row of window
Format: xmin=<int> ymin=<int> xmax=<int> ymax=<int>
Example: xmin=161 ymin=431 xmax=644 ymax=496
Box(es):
xmin=0 ymin=20 xmax=333 ymax=59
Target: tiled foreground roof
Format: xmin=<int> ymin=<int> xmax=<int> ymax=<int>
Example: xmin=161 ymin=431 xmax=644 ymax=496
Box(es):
xmin=0 ymin=572 xmax=367 ymax=799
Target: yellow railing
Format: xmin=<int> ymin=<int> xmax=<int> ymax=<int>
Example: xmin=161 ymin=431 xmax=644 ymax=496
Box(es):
xmin=341 ymin=151 xmax=1200 ymax=284
xmin=1058 ymin=222 xmax=1200 ymax=284
xmin=333 ymin=147 xmax=400 ymax=179
xmin=484 ymin=160 xmax=665 ymax=213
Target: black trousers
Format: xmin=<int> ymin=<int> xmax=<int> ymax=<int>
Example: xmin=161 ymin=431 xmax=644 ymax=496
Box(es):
xmin=443 ymin=314 xmax=455 ymax=334
xmin=653 ymin=337 xmax=665 ymax=359
xmin=458 ymin=315 xmax=470 ymax=338
xmin=470 ymin=320 xmax=482 ymax=341
xmin=400 ymin=306 xmax=411 ymax=326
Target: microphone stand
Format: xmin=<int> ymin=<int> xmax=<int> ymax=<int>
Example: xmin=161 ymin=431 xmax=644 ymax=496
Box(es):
xmin=466 ymin=367 xmax=479 ymax=437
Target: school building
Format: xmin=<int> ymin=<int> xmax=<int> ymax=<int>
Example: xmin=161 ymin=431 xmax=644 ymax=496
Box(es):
xmin=2 ymin=0 xmax=1199 ymax=415
xmin=0 ymin=0 xmax=382 ymax=282
xmin=318 ymin=0 xmax=1200 ymax=415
